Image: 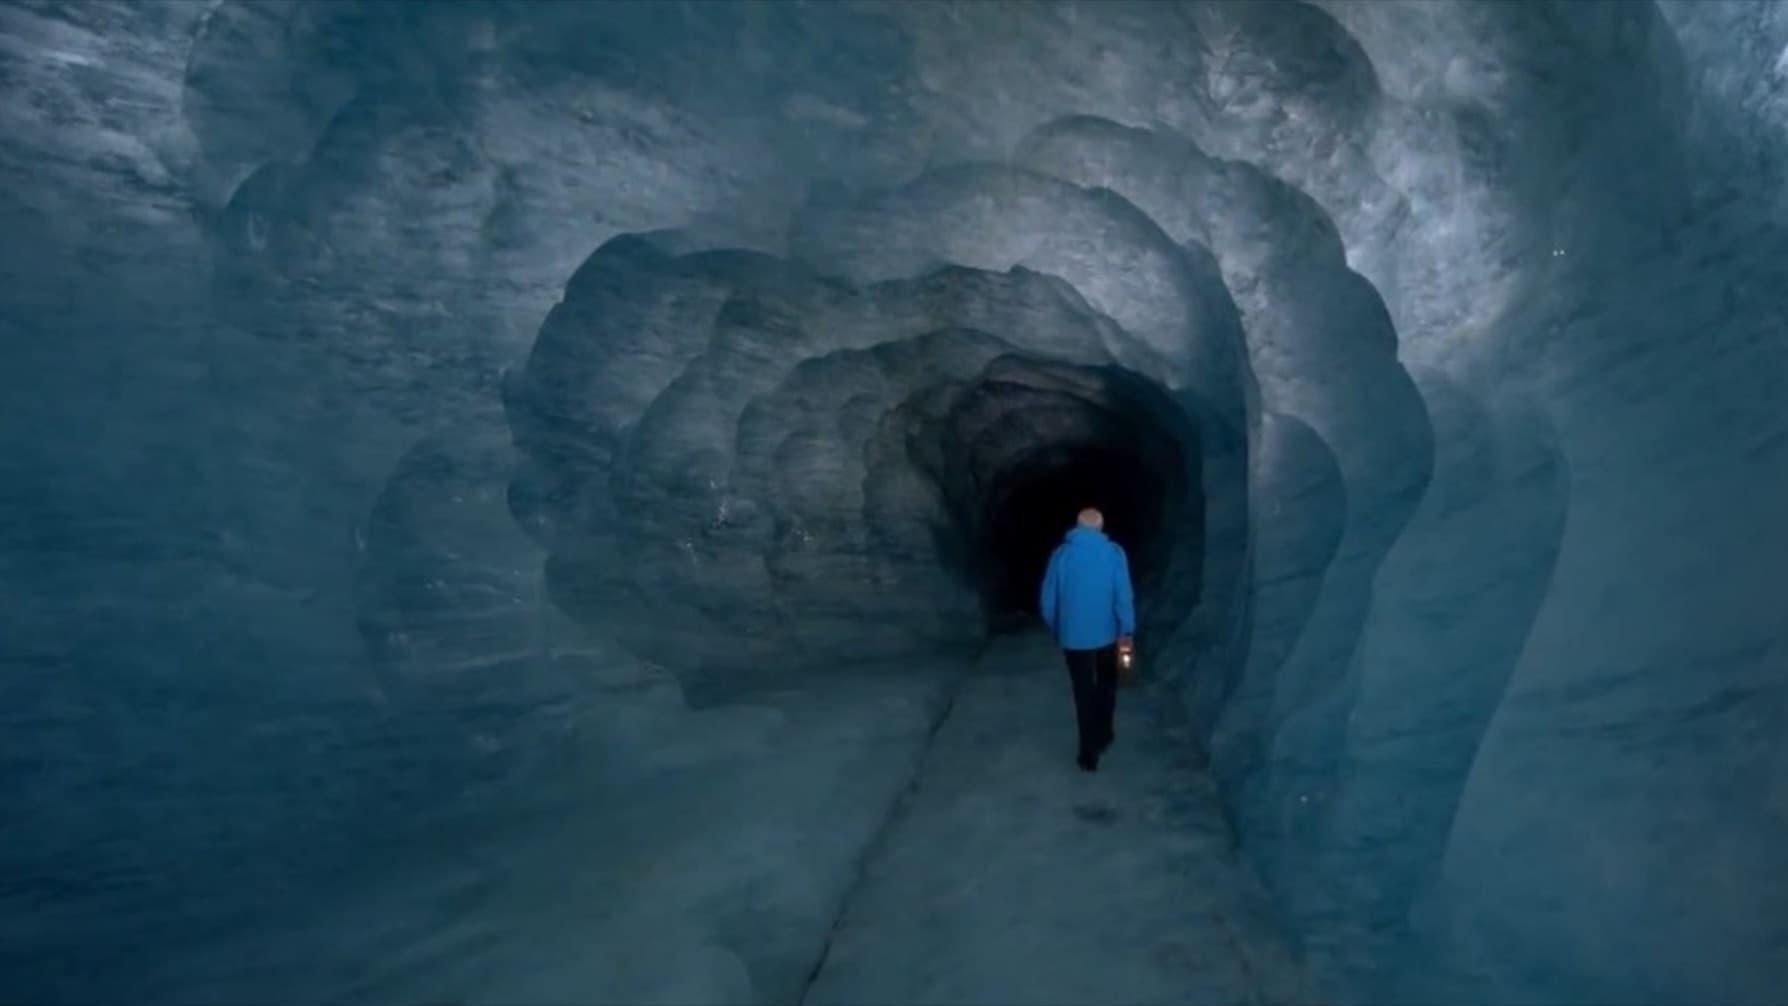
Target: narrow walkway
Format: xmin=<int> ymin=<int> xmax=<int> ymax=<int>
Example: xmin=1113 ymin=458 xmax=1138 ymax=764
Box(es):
xmin=803 ymin=633 xmax=1312 ymax=1006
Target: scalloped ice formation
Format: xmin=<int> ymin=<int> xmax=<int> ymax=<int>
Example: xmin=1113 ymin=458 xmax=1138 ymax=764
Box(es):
xmin=504 ymin=169 xmax=1244 ymax=695
xmin=4 ymin=1 xmax=1788 ymax=1003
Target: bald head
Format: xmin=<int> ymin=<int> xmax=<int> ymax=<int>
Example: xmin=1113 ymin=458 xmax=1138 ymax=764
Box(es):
xmin=1077 ymin=508 xmax=1104 ymax=530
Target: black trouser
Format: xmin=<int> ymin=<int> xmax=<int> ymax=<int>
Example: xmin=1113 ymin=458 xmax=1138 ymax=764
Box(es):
xmin=1063 ymin=644 xmax=1118 ymax=759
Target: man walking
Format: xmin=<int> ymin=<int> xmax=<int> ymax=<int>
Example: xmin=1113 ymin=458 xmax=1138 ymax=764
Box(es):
xmin=1038 ymin=508 xmax=1136 ymax=772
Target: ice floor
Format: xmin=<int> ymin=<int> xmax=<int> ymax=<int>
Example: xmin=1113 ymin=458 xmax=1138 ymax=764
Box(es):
xmin=248 ymin=632 xmax=1309 ymax=1006
xmin=804 ymin=633 xmax=1311 ymax=1005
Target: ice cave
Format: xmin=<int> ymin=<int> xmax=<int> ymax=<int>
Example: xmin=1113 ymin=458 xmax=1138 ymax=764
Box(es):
xmin=2 ymin=2 xmax=1785 ymax=1003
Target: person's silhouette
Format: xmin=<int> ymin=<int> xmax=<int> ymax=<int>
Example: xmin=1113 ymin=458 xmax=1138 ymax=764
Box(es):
xmin=1038 ymin=508 xmax=1136 ymax=772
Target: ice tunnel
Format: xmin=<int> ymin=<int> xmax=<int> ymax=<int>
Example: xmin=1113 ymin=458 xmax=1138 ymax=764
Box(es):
xmin=3 ymin=2 xmax=1786 ymax=1004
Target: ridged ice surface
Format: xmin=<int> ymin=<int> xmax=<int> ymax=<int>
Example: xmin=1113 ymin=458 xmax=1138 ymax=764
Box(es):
xmin=2 ymin=2 xmax=1786 ymax=1003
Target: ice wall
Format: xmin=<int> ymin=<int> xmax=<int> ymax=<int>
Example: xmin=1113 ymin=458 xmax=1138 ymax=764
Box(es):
xmin=2 ymin=2 xmax=1785 ymax=1002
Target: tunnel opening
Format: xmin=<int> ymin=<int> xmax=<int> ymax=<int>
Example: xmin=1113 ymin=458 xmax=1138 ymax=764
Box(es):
xmin=980 ymin=444 xmax=1168 ymax=624
xmin=903 ymin=358 xmax=1204 ymax=637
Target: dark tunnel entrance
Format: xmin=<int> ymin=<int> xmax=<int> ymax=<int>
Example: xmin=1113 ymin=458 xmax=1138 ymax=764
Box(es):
xmin=981 ymin=445 xmax=1168 ymax=623
xmin=921 ymin=363 xmax=1203 ymax=636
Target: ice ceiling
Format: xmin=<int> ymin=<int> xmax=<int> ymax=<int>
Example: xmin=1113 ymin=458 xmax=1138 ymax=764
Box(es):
xmin=3 ymin=1 xmax=1787 ymax=1003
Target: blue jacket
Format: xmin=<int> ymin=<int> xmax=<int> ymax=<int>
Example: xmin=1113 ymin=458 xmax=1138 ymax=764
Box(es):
xmin=1039 ymin=526 xmax=1136 ymax=650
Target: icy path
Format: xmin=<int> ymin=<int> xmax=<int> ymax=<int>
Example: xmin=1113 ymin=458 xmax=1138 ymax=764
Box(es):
xmin=136 ymin=634 xmax=1308 ymax=1004
xmin=804 ymin=632 xmax=1312 ymax=1005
